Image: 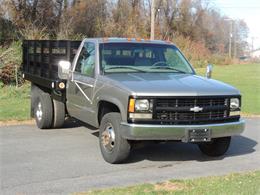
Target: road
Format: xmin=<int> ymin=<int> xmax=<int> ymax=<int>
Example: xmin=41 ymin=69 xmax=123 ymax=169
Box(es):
xmin=1 ymin=118 xmax=259 ymax=195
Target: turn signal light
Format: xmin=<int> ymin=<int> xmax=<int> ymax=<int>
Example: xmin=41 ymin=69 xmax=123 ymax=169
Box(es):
xmin=128 ymin=98 xmax=135 ymax=113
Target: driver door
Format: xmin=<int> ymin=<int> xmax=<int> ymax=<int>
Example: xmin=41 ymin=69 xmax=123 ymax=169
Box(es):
xmin=66 ymin=41 xmax=96 ymax=123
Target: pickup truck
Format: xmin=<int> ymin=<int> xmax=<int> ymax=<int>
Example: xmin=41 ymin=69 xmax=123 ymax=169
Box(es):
xmin=22 ymin=38 xmax=245 ymax=163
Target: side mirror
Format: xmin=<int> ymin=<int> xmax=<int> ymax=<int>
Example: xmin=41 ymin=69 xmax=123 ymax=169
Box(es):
xmin=58 ymin=60 xmax=71 ymax=80
xmin=206 ymin=64 xmax=213 ymax=79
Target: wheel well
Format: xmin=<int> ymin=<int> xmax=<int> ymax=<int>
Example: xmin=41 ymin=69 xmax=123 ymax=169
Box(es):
xmin=32 ymin=83 xmax=51 ymax=94
xmin=98 ymin=101 xmax=120 ymax=125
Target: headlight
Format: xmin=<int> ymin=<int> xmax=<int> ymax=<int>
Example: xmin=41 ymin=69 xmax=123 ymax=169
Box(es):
xmin=230 ymin=98 xmax=240 ymax=116
xmin=230 ymin=98 xmax=240 ymax=110
xmin=128 ymin=98 xmax=153 ymax=119
xmin=135 ymin=99 xmax=150 ymax=111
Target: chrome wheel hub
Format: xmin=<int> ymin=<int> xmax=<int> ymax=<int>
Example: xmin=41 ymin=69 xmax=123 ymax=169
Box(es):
xmin=36 ymin=102 xmax=43 ymax=121
xmin=101 ymin=123 xmax=115 ymax=152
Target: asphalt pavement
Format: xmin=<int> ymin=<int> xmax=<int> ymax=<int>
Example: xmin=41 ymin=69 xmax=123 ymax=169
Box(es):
xmin=0 ymin=117 xmax=259 ymax=195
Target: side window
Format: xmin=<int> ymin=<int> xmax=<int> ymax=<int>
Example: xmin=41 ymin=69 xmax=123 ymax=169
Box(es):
xmin=75 ymin=42 xmax=95 ymax=77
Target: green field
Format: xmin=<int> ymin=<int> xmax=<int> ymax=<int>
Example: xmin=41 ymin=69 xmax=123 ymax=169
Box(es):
xmin=196 ymin=63 xmax=260 ymax=115
xmin=0 ymin=83 xmax=31 ymax=121
xmin=0 ymin=63 xmax=259 ymax=121
xmin=75 ymin=171 xmax=260 ymax=195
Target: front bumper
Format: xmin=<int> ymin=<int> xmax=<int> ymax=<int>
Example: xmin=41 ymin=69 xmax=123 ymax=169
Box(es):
xmin=120 ymin=119 xmax=245 ymax=142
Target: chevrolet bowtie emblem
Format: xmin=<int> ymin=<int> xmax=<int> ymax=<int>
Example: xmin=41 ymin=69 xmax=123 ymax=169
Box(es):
xmin=190 ymin=106 xmax=203 ymax=112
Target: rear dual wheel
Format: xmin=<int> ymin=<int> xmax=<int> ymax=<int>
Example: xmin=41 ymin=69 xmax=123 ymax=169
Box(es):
xmin=198 ymin=136 xmax=231 ymax=157
xmin=32 ymin=85 xmax=65 ymax=129
xmin=52 ymin=99 xmax=65 ymax=128
xmin=34 ymin=92 xmax=53 ymax=129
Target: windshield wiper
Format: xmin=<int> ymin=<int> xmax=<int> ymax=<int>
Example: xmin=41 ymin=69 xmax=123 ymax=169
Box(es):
xmin=150 ymin=66 xmax=186 ymax=74
xmin=104 ymin=66 xmax=147 ymax=73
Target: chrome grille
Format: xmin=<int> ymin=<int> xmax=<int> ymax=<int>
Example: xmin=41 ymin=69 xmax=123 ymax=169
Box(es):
xmin=154 ymin=97 xmax=237 ymax=125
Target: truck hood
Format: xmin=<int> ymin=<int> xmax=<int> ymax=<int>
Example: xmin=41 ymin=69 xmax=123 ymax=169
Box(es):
xmin=103 ymin=73 xmax=240 ymax=96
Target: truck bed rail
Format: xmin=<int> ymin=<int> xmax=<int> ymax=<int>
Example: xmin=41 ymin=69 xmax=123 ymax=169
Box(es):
xmin=22 ymin=40 xmax=81 ymax=88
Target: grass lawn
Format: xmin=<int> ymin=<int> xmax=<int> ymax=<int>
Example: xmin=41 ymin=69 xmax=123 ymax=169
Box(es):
xmin=196 ymin=63 xmax=260 ymax=115
xmin=0 ymin=83 xmax=31 ymax=121
xmin=75 ymin=171 xmax=260 ymax=195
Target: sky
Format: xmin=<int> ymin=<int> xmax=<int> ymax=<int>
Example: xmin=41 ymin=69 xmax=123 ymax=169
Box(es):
xmin=211 ymin=0 xmax=260 ymax=50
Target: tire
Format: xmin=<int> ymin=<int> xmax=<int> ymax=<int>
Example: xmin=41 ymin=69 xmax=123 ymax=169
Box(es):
xmin=52 ymin=99 xmax=65 ymax=128
xmin=34 ymin=92 xmax=53 ymax=129
xmin=99 ymin=112 xmax=131 ymax=164
xmin=31 ymin=84 xmax=41 ymax=118
xmin=198 ymin=136 xmax=231 ymax=157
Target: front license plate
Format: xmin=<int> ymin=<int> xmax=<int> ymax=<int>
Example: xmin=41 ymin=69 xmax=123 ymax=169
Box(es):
xmin=188 ymin=129 xmax=211 ymax=142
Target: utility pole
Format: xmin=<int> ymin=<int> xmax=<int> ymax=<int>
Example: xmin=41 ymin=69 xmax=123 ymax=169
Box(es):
xmin=158 ymin=8 xmax=163 ymax=39
xmin=233 ymin=21 xmax=237 ymax=58
xmin=251 ymin=37 xmax=256 ymax=51
xmin=250 ymin=37 xmax=259 ymax=57
xmin=229 ymin=20 xmax=233 ymax=58
xmin=225 ymin=18 xmax=233 ymax=58
xmin=150 ymin=0 xmax=155 ymax=40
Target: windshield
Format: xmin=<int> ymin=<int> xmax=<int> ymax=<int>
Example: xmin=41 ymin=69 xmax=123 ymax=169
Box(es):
xmin=99 ymin=43 xmax=194 ymax=74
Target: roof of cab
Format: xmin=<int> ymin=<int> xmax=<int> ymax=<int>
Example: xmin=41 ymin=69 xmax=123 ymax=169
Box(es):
xmin=83 ymin=37 xmax=173 ymax=45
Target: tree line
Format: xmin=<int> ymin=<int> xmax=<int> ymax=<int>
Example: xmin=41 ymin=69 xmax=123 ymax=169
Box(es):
xmin=0 ymin=0 xmax=250 ymax=85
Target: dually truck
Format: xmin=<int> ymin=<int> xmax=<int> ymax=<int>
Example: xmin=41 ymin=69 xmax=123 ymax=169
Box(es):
xmin=22 ymin=38 xmax=245 ymax=164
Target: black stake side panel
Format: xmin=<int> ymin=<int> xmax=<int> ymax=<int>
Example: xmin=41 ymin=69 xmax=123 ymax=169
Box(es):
xmin=22 ymin=40 xmax=81 ymax=89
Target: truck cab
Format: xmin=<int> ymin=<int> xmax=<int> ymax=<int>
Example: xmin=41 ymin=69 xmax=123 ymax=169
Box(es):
xmin=22 ymin=38 xmax=245 ymax=164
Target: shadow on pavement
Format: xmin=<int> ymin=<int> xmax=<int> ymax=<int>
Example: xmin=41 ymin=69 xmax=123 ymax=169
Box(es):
xmin=126 ymin=135 xmax=257 ymax=163
xmin=60 ymin=119 xmax=257 ymax=164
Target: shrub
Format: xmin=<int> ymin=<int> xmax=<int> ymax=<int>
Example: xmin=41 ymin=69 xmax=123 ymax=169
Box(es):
xmin=209 ymin=54 xmax=232 ymax=65
xmin=171 ymin=34 xmax=210 ymax=68
xmin=0 ymin=41 xmax=23 ymax=85
xmin=170 ymin=34 xmax=246 ymax=67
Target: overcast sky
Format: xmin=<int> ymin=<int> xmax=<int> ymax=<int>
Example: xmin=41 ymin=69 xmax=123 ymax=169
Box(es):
xmin=212 ymin=0 xmax=260 ymax=50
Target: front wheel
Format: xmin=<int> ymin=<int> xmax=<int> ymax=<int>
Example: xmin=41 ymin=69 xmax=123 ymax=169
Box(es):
xmin=198 ymin=136 xmax=231 ymax=157
xmin=99 ymin=112 xmax=131 ymax=164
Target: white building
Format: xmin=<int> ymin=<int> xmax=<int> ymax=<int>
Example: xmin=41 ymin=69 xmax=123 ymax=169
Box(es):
xmin=251 ymin=49 xmax=260 ymax=58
